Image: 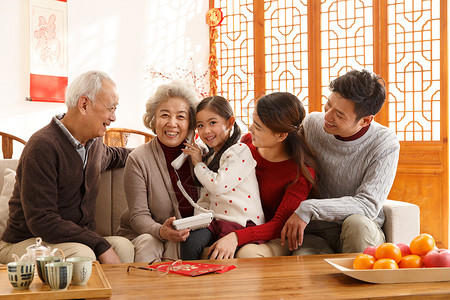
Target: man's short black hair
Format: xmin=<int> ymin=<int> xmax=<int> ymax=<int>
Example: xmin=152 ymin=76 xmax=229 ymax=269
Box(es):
xmin=329 ymin=69 xmax=386 ymax=120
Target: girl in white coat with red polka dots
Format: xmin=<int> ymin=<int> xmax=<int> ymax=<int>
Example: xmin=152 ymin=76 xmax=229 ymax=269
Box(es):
xmin=180 ymin=96 xmax=265 ymax=260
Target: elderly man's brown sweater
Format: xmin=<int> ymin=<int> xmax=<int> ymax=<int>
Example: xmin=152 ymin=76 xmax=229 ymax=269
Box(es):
xmin=2 ymin=119 xmax=131 ymax=257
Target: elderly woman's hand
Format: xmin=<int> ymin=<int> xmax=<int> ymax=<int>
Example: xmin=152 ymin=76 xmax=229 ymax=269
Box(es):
xmin=159 ymin=217 xmax=190 ymax=242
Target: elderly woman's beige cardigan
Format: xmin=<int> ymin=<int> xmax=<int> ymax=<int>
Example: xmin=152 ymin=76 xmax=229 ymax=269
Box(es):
xmin=117 ymin=138 xmax=199 ymax=258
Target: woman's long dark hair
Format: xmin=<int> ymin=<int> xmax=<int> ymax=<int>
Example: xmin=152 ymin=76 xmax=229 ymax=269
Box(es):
xmin=197 ymin=96 xmax=241 ymax=172
xmin=256 ymin=92 xmax=318 ymax=194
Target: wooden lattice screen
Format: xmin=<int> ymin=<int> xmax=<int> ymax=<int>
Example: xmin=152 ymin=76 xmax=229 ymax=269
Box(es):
xmin=320 ymin=1 xmax=375 ymax=106
xmin=386 ymin=1 xmax=442 ymax=142
xmin=213 ymin=1 xmax=256 ymax=127
xmin=211 ymin=0 xmax=448 ymax=247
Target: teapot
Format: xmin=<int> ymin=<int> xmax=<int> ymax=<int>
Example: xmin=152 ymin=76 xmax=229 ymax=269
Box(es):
xmin=12 ymin=237 xmax=65 ymax=262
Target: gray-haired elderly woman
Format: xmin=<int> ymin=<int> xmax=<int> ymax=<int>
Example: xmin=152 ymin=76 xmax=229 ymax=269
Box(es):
xmin=117 ymin=81 xmax=201 ymax=262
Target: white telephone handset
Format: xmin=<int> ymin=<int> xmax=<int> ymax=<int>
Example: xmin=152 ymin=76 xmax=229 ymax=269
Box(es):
xmin=170 ymin=133 xmax=214 ymax=230
xmin=171 ymin=152 xmax=189 ymax=170
xmin=170 ymin=132 xmax=193 ymax=170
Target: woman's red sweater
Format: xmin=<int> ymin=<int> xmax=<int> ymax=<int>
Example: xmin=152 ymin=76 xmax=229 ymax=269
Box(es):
xmin=236 ymin=134 xmax=315 ymax=246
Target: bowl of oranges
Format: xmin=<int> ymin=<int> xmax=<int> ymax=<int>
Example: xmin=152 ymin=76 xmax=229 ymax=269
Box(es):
xmin=325 ymin=234 xmax=450 ymax=283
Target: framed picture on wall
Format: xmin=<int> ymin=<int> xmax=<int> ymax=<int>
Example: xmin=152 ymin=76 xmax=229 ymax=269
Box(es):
xmin=28 ymin=0 xmax=68 ymax=103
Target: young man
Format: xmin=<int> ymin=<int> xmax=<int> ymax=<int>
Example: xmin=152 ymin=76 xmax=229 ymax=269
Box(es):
xmin=281 ymin=69 xmax=400 ymax=255
xmin=0 ymin=71 xmax=134 ymax=264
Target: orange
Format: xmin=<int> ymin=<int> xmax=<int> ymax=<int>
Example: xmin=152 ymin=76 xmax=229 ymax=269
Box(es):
xmin=375 ymin=243 xmax=402 ymax=263
xmin=410 ymin=233 xmax=436 ymax=256
xmin=398 ymin=254 xmax=424 ymax=268
xmin=373 ymin=258 xmax=399 ymax=269
xmin=353 ymin=254 xmax=376 ymax=270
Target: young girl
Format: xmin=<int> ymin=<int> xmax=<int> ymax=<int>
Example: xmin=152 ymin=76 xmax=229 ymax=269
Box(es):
xmin=180 ymin=96 xmax=265 ymax=260
xmin=207 ymin=92 xmax=318 ymax=259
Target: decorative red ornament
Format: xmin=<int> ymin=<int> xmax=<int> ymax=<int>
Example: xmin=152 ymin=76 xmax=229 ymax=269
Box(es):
xmin=206 ymin=8 xmax=223 ymax=95
xmin=206 ymin=8 xmax=223 ymax=27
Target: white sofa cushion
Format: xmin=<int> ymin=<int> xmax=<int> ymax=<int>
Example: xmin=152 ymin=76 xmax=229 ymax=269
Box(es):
xmin=0 ymin=168 xmax=16 ymax=237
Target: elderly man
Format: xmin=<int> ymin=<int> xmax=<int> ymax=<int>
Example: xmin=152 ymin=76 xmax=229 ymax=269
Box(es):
xmin=282 ymin=69 xmax=400 ymax=255
xmin=0 ymin=71 xmax=134 ymax=264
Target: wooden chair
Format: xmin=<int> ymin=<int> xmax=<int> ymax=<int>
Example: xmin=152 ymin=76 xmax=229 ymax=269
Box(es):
xmin=0 ymin=131 xmax=27 ymax=159
xmin=104 ymin=128 xmax=155 ymax=147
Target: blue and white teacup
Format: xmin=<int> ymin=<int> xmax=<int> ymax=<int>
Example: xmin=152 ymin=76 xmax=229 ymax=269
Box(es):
xmin=36 ymin=256 xmax=63 ymax=284
xmin=7 ymin=261 xmax=35 ymax=289
xmin=45 ymin=262 xmax=73 ymax=290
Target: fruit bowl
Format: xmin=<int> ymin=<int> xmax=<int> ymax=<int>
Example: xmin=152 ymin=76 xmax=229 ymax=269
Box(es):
xmin=325 ymin=258 xmax=450 ymax=283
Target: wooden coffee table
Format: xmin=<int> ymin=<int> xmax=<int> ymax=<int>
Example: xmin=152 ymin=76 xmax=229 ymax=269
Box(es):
xmin=100 ymin=253 xmax=450 ymax=299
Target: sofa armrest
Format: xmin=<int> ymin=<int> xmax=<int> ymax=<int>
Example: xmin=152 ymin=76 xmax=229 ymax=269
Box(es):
xmin=382 ymin=199 xmax=420 ymax=244
xmin=0 ymin=159 xmax=19 ymax=187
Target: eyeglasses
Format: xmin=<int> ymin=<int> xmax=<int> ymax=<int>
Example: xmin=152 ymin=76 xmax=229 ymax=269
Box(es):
xmin=85 ymin=96 xmax=117 ymax=115
xmin=127 ymin=258 xmax=182 ymax=276
xmin=100 ymin=102 xmax=117 ymax=114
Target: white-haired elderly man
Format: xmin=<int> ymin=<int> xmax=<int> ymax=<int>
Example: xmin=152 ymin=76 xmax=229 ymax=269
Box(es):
xmin=0 ymin=71 xmax=134 ymax=264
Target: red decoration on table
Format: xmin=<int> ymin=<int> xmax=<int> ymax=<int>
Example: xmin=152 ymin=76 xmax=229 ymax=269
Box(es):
xmin=147 ymin=262 xmax=236 ymax=277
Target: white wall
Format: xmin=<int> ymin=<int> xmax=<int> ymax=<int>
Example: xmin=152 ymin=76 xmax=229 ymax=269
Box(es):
xmin=0 ymin=0 xmax=209 ymax=147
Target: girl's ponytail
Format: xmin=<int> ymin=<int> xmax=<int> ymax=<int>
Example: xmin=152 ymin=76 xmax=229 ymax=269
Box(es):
xmin=206 ymin=122 xmax=241 ymax=172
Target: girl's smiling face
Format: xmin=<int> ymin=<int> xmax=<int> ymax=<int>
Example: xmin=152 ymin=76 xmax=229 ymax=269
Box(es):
xmin=196 ymin=108 xmax=234 ymax=153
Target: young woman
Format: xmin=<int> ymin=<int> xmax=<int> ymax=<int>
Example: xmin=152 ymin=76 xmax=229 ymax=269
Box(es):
xmin=207 ymin=92 xmax=318 ymax=259
xmin=180 ymin=96 xmax=265 ymax=260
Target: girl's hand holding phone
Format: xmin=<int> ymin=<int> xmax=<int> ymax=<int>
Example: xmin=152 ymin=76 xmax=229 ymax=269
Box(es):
xmin=182 ymin=142 xmax=202 ymax=166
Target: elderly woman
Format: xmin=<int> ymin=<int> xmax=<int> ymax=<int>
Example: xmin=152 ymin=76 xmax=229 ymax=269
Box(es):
xmin=117 ymin=81 xmax=200 ymax=262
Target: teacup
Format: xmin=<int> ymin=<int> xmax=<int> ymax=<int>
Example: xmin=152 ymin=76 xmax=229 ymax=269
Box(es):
xmin=66 ymin=257 xmax=93 ymax=285
xmin=45 ymin=262 xmax=73 ymax=290
xmin=36 ymin=256 xmax=63 ymax=284
xmin=7 ymin=261 xmax=35 ymax=289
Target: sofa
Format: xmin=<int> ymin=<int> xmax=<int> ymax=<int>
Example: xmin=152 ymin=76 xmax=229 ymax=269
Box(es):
xmin=0 ymin=159 xmax=421 ymax=246
xmin=0 ymin=159 xmax=125 ymax=239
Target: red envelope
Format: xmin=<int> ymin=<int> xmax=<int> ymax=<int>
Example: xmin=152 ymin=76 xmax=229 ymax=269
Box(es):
xmin=147 ymin=262 xmax=236 ymax=277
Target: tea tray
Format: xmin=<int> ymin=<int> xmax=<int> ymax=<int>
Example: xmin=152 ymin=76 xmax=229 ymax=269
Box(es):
xmin=0 ymin=261 xmax=111 ymax=299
